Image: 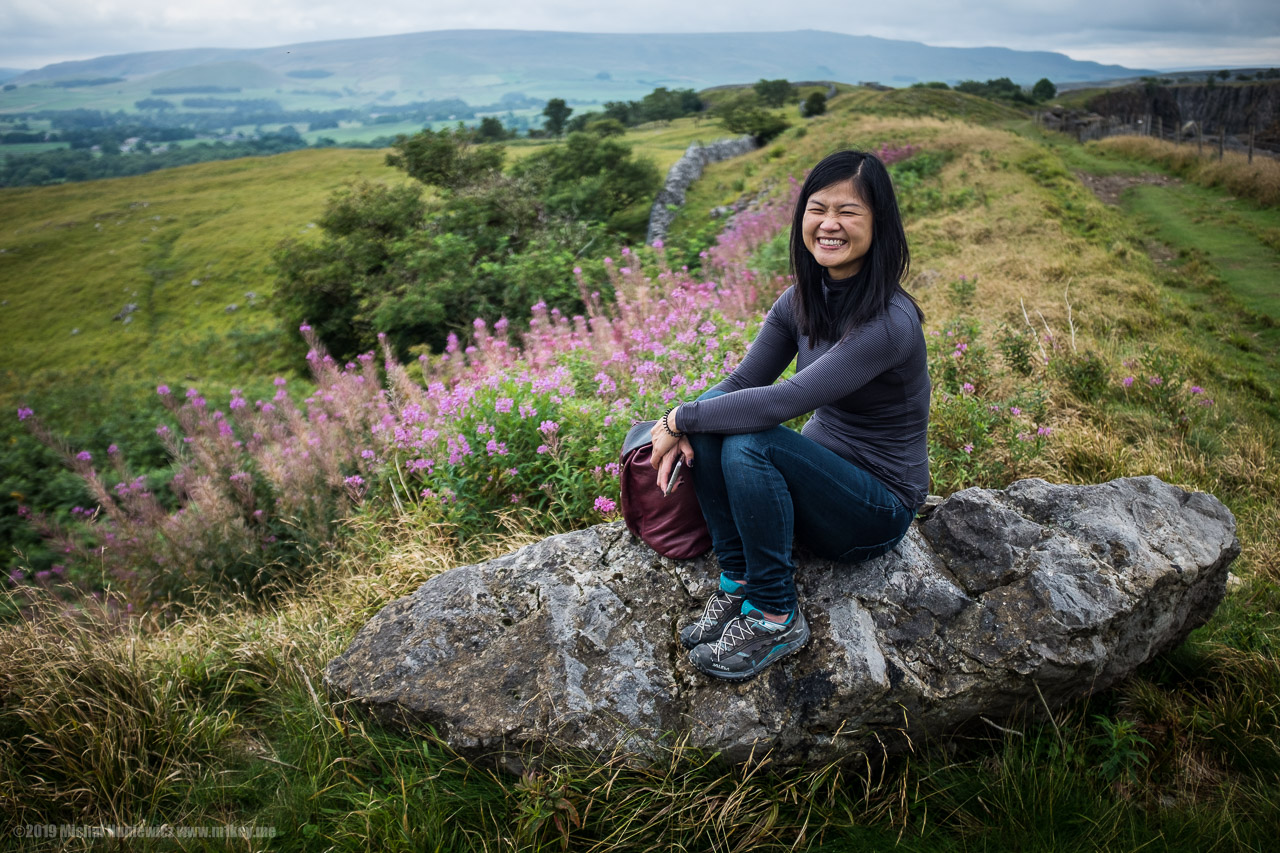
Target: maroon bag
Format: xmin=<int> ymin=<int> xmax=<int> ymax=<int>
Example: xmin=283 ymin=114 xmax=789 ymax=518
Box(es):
xmin=619 ymin=420 xmax=711 ymax=559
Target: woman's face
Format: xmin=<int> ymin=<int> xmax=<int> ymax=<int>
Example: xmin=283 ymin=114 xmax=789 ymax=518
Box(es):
xmin=801 ymin=179 xmax=874 ymax=279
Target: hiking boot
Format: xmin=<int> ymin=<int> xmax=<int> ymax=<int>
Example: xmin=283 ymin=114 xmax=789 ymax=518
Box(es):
xmin=688 ymin=603 xmax=810 ymax=681
xmin=679 ymin=578 xmax=745 ymax=650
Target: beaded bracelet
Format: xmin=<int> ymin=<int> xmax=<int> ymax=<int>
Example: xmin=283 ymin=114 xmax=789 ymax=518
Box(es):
xmin=661 ymin=405 xmax=684 ymax=438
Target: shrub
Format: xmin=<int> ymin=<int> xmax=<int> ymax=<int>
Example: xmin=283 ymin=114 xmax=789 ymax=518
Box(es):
xmin=1053 ymin=350 xmax=1110 ymax=402
xmin=716 ymin=95 xmax=791 ymax=144
xmin=802 ymin=92 xmax=827 ymax=118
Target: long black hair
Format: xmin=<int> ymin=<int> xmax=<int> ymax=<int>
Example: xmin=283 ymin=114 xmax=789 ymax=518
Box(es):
xmin=789 ymin=149 xmax=921 ymax=345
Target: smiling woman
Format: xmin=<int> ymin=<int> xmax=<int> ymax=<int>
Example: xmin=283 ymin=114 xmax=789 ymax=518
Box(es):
xmin=648 ymin=149 xmax=929 ymax=681
xmin=801 ymin=180 xmax=874 ymax=279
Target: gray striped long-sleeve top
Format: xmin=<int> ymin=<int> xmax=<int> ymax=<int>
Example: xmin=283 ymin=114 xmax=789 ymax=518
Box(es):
xmin=676 ymin=286 xmax=931 ymax=509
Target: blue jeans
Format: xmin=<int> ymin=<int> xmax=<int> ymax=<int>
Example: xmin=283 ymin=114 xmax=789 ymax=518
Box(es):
xmin=687 ymin=391 xmax=915 ymax=614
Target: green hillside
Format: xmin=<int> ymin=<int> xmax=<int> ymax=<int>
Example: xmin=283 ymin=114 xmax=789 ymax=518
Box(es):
xmin=4 ymin=81 xmax=1280 ymax=851
xmin=0 ymin=107 xmax=803 ymax=399
xmin=0 ymin=148 xmax=411 ymax=395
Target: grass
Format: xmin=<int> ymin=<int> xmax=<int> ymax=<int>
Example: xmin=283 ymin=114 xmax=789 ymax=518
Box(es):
xmin=3 ymin=86 xmax=1280 ymax=851
xmin=0 ymin=147 xmax=413 ymax=400
xmin=1094 ymin=135 xmax=1280 ymax=207
xmin=1125 ymin=181 xmax=1280 ymax=324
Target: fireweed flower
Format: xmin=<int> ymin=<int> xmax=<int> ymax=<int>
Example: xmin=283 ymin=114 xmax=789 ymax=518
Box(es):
xmin=156 ymin=385 xmax=170 ymax=395
xmin=962 ymin=444 xmax=974 ymax=454
xmin=962 ymin=383 xmax=975 ymax=394
xmin=76 ymin=451 xmax=92 ymax=462
xmin=539 ymin=420 xmax=560 ymax=436
xmin=594 ymin=496 xmax=617 ymax=514
xmin=17 ymin=406 xmax=33 ymax=420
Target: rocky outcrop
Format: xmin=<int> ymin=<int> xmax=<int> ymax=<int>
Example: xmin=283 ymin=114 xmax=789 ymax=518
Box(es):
xmin=646 ymin=136 xmax=758 ymax=245
xmin=1078 ymin=81 xmax=1280 ymax=148
xmin=325 ymin=476 xmax=1238 ymax=769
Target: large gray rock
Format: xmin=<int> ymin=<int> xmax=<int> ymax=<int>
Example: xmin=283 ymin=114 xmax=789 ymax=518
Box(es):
xmin=325 ymin=476 xmax=1238 ymax=767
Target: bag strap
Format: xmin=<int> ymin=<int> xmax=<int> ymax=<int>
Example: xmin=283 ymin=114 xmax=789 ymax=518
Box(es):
xmin=622 ymin=420 xmax=657 ymax=457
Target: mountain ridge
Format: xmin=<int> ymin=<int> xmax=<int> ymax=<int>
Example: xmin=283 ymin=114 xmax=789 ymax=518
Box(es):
xmin=11 ymin=29 xmax=1152 ymax=104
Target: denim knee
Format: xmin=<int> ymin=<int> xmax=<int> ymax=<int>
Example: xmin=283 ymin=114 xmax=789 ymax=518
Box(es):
xmin=720 ymin=430 xmax=775 ymax=466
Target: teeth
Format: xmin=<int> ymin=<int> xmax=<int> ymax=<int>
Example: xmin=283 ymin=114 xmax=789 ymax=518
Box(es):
xmin=818 ymin=238 xmax=845 ymax=246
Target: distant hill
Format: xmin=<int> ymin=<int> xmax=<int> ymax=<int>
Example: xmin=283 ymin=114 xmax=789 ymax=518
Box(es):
xmin=7 ymin=29 xmax=1151 ymax=108
xmin=0 ymin=68 xmax=27 ymax=83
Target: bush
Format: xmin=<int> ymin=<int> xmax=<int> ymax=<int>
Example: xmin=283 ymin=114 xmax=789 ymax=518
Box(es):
xmin=385 ymin=127 xmax=504 ymax=190
xmin=802 ymin=92 xmax=827 ymax=118
xmin=1052 ymin=350 xmax=1110 ymax=402
xmin=510 ymin=132 xmax=659 ymax=230
xmin=716 ymin=94 xmax=791 ymax=143
xmin=754 ymin=79 xmax=796 ymax=108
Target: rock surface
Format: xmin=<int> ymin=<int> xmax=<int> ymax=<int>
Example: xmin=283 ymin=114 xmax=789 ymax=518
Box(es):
xmin=646 ymin=136 xmax=758 ymax=245
xmin=325 ymin=476 xmax=1238 ymax=767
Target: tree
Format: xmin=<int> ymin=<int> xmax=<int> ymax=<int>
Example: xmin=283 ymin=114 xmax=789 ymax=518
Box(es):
xmin=1031 ymin=78 xmax=1057 ymax=102
xmin=585 ymin=117 xmax=627 ymax=137
xmin=385 ymin=127 xmax=504 ymax=190
xmin=754 ymin=78 xmax=796 ymax=108
xmin=1216 ymin=69 xmax=1231 ymax=80
xmin=802 ymin=91 xmax=827 ymax=118
xmin=717 ymin=94 xmax=790 ymax=143
xmin=476 ymin=116 xmax=507 ymax=142
xmin=272 ymin=181 xmax=428 ymax=360
xmin=511 ymin=131 xmax=659 ymax=230
xmin=542 ymin=98 xmax=573 ymax=136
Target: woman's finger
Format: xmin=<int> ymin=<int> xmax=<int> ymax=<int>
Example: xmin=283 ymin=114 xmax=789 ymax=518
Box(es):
xmin=655 ymin=448 xmax=674 ymax=490
xmin=679 ymin=436 xmax=695 ymax=467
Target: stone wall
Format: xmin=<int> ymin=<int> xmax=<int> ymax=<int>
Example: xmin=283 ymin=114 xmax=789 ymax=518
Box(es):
xmin=646 ymin=135 xmax=758 ymax=245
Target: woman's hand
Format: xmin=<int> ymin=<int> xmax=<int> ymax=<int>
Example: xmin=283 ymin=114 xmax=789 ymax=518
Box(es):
xmin=649 ymin=406 xmax=694 ymax=492
xmin=652 ymin=436 xmax=694 ymax=493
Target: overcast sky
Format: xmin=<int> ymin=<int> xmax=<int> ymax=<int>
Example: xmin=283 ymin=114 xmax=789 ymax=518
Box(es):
xmin=2 ymin=0 xmax=1277 ymax=72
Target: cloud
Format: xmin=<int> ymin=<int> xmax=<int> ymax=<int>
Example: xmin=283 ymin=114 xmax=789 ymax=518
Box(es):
xmin=1 ymin=0 xmax=1276 ymax=70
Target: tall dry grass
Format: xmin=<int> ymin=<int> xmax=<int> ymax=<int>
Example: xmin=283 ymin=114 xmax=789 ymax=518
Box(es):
xmin=1093 ymin=135 xmax=1280 ymax=206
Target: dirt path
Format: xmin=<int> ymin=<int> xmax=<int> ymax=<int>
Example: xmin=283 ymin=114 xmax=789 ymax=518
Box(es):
xmin=1076 ymin=172 xmax=1183 ymax=264
xmin=1075 ymin=171 xmax=1181 ymax=206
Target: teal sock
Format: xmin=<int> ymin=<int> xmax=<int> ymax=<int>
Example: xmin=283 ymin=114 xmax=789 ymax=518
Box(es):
xmin=719 ymin=574 xmax=745 ymax=595
xmin=742 ymin=599 xmax=793 ymax=630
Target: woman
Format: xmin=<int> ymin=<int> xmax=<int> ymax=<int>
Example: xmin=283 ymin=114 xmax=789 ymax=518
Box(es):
xmin=649 ymin=149 xmax=929 ymax=681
